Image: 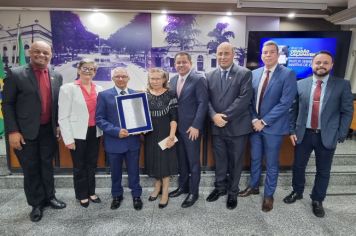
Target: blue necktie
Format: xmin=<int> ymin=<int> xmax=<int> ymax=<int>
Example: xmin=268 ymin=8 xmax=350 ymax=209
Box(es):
xmin=221 ymin=70 xmax=228 ymax=90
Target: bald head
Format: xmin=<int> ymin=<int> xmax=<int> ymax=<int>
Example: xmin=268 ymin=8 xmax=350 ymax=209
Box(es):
xmin=29 ymin=41 xmax=52 ymax=68
xmin=216 ymin=42 xmax=235 ymax=69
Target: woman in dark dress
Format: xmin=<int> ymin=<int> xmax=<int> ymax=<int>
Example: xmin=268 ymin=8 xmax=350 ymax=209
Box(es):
xmin=145 ymin=68 xmax=178 ymax=208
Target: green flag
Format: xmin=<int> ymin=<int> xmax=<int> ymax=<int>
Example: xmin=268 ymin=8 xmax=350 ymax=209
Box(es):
xmin=0 ymin=53 xmax=5 ymax=137
xmin=17 ymin=29 xmax=26 ymax=66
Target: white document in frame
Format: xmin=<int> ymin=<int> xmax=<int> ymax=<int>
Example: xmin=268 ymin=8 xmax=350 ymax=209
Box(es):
xmin=121 ymin=97 xmax=147 ymax=129
xmin=158 ymin=136 xmax=178 ymax=150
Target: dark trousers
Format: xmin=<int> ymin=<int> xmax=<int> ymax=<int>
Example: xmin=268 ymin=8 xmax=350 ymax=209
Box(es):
xmin=70 ymin=127 xmax=99 ymax=200
xmin=177 ymin=132 xmax=201 ymax=195
xmin=15 ymin=123 xmax=56 ymax=207
xmin=107 ymin=149 xmax=142 ymax=198
xmin=213 ymin=134 xmax=248 ymax=196
xmin=292 ymin=130 xmax=335 ymax=202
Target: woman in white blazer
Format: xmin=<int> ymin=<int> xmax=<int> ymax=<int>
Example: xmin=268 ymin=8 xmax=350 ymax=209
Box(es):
xmin=58 ymin=58 xmax=103 ymax=207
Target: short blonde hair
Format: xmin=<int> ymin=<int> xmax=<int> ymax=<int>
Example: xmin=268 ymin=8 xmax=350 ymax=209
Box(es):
xmin=147 ymin=68 xmax=169 ymax=89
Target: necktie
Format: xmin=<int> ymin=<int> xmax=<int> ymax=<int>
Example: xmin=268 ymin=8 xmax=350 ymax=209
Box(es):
xmin=311 ymin=80 xmax=322 ymax=129
xmin=176 ymin=77 xmax=184 ymax=98
xmin=221 ymin=70 xmax=228 ymax=90
xmin=258 ymin=70 xmax=270 ymax=114
xmin=120 ymin=90 xmax=126 ymax=95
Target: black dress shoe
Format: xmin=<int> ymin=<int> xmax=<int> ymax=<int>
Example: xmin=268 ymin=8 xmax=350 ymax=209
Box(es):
xmin=30 ymin=206 xmax=43 ymax=222
xmin=206 ymin=189 xmax=227 ymax=202
xmin=283 ymin=191 xmax=303 ymax=204
xmin=226 ymin=195 xmax=238 ymax=210
xmin=48 ymin=197 xmax=66 ymax=209
xmin=312 ymin=201 xmax=325 ymax=218
xmin=133 ymin=197 xmax=143 ymax=210
xmin=148 ymin=195 xmax=158 ymax=201
xmin=169 ymin=187 xmax=189 ymax=198
xmin=110 ymin=196 xmax=123 ymax=210
xmin=89 ymin=195 xmax=102 ymax=203
xmin=80 ymin=199 xmax=89 ymax=208
xmin=238 ymin=187 xmax=260 ymax=197
xmin=181 ymin=194 xmax=198 ymax=208
xmin=158 ymin=199 xmax=169 ymax=209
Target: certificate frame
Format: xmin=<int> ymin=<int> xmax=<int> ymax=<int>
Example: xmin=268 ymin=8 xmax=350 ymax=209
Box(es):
xmin=115 ymin=92 xmax=153 ymax=134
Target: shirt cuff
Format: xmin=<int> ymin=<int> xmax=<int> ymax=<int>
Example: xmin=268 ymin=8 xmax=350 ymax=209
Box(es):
xmin=261 ymin=119 xmax=267 ymax=126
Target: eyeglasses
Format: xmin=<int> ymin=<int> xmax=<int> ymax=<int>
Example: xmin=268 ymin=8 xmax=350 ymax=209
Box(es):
xmin=80 ymin=67 xmax=96 ymax=72
xmin=113 ymin=75 xmax=128 ymax=79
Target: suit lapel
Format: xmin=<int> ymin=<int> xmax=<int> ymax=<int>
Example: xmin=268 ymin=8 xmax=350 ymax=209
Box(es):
xmin=321 ymin=77 xmax=335 ymax=114
xmin=304 ymin=77 xmax=313 ymax=109
xmin=254 ymin=68 xmax=264 ymax=101
xmin=26 ymin=65 xmax=41 ymax=100
xmin=179 ymin=73 xmax=193 ymax=101
xmin=170 ymin=75 xmax=178 ymax=96
xmin=264 ymin=65 xmax=280 ymax=97
xmin=219 ymin=64 xmax=236 ymax=99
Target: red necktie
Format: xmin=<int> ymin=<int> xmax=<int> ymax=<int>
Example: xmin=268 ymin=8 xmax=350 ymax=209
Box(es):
xmin=311 ymin=80 xmax=322 ymax=129
xmin=258 ymin=70 xmax=270 ymax=114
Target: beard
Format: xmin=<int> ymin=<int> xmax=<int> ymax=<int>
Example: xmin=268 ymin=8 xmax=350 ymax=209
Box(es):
xmin=313 ymin=68 xmax=330 ymax=77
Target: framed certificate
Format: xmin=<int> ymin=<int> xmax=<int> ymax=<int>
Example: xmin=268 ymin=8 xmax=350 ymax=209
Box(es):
xmin=115 ymin=92 xmax=153 ymax=134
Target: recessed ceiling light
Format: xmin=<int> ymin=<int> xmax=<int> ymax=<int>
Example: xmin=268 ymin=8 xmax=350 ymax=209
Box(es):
xmin=288 ymin=12 xmax=296 ymax=18
xmin=161 ymin=10 xmax=167 ymax=14
xmin=226 ymin=12 xmax=232 ymax=16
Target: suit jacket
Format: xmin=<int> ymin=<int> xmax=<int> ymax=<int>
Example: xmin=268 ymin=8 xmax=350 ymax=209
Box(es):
xmin=2 ymin=64 xmax=63 ymax=139
xmin=207 ymin=63 xmax=253 ymax=136
xmin=290 ymin=76 xmax=354 ymax=149
xmin=250 ymin=64 xmax=297 ymax=135
xmin=169 ymin=70 xmax=208 ymax=133
xmin=58 ymin=82 xmax=103 ymax=145
xmin=95 ymin=87 xmax=140 ymax=153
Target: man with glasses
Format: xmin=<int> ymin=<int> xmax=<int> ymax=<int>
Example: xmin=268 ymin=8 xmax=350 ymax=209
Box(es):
xmin=96 ymin=67 xmax=143 ymax=211
xmin=283 ymin=51 xmax=353 ymax=217
xmin=239 ymin=40 xmax=297 ymax=212
xmin=2 ymin=41 xmax=66 ymax=222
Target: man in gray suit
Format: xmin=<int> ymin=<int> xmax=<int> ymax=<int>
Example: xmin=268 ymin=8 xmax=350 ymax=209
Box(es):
xmin=283 ymin=51 xmax=353 ymax=217
xmin=206 ymin=42 xmax=253 ymax=210
xmin=169 ymin=52 xmax=208 ymax=208
xmin=2 ymin=41 xmax=66 ymax=222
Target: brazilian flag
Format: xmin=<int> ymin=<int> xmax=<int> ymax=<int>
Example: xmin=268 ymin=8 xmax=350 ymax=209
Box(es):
xmin=0 ymin=53 xmax=5 ymax=137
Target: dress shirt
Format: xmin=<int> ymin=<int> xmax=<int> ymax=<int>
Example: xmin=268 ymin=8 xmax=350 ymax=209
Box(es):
xmin=255 ymin=64 xmax=277 ymax=113
xmin=33 ymin=66 xmax=52 ymax=124
xmin=114 ymin=86 xmax=128 ymax=96
xmin=306 ymin=75 xmax=329 ymax=129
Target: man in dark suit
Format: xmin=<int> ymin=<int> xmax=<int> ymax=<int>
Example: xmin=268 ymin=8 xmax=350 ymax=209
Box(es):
xmin=2 ymin=41 xmax=66 ymax=222
xmin=168 ymin=52 xmax=208 ymax=208
xmin=283 ymin=51 xmax=353 ymax=217
xmin=206 ymin=42 xmax=253 ymax=210
xmin=96 ymin=67 xmax=143 ymax=211
xmin=239 ymin=41 xmax=297 ymax=212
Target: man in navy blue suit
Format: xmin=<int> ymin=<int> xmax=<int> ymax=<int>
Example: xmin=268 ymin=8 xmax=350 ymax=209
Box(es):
xmin=239 ymin=41 xmax=297 ymax=212
xmin=168 ymin=52 xmax=208 ymax=208
xmin=283 ymin=51 xmax=353 ymax=217
xmin=96 ymin=67 xmax=143 ymax=210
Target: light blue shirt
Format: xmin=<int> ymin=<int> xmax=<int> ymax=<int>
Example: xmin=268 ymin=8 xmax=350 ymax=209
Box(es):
xmin=114 ymin=86 xmax=128 ymax=96
xmin=306 ymin=75 xmax=329 ymax=129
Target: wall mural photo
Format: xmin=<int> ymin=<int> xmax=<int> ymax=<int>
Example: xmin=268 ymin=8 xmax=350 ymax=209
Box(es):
xmin=1 ymin=10 xmax=247 ymax=90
